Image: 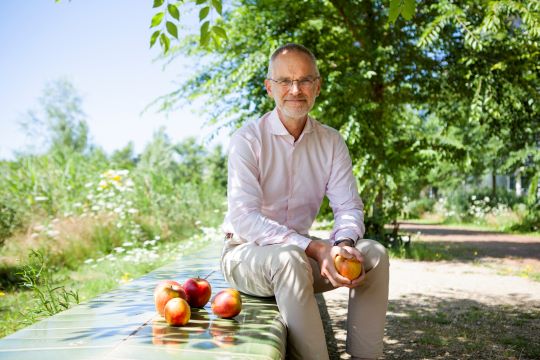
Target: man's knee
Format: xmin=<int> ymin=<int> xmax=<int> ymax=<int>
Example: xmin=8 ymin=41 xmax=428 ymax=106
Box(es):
xmin=356 ymin=239 xmax=389 ymax=272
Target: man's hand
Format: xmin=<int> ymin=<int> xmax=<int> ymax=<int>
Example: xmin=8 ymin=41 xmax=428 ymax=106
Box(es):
xmin=335 ymin=243 xmax=366 ymax=288
xmin=305 ymin=240 xmax=365 ymax=288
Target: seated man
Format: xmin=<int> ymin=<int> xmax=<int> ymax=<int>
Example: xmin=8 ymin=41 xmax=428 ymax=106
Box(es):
xmin=221 ymin=43 xmax=389 ymax=360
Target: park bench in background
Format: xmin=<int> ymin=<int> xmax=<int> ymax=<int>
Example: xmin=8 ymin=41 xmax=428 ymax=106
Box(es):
xmin=0 ymin=239 xmax=286 ymax=360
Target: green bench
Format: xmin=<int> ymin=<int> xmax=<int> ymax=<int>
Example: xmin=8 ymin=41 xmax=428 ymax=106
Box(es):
xmin=0 ymin=239 xmax=286 ymax=360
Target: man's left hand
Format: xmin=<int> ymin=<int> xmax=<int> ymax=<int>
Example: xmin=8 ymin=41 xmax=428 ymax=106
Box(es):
xmin=335 ymin=243 xmax=365 ymax=288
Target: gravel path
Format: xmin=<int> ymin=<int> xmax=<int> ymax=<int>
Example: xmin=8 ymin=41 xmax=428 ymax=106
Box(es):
xmin=311 ymin=225 xmax=540 ymax=359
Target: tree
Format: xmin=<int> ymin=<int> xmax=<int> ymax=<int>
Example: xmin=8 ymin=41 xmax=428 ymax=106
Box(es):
xmin=419 ymin=0 xmax=540 ymax=196
xmin=154 ymin=0 xmax=538 ymax=237
xmin=23 ymin=79 xmax=90 ymax=154
xmin=153 ymin=0 xmax=461 ymax=239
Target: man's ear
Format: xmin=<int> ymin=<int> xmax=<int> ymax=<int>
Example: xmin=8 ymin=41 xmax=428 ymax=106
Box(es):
xmin=315 ymin=77 xmax=322 ymax=97
xmin=264 ymin=79 xmax=273 ymax=97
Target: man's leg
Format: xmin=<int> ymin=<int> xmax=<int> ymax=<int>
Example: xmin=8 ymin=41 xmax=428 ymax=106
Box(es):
xmin=310 ymin=239 xmax=389 ymax=359
xmin=221 ymin=242 xmax=330 ymax=360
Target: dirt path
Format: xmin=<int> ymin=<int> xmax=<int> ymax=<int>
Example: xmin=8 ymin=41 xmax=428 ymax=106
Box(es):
xmin=312 ymin=225 xmax=540 ymax=359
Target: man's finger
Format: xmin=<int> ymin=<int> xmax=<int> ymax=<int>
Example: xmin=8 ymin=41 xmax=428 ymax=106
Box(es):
xmin=348 ymin=264 xmax=366 ymax=288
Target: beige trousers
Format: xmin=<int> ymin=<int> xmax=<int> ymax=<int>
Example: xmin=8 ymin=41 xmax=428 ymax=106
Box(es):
xmin=220 ymin=239 xmax=389 ymax=360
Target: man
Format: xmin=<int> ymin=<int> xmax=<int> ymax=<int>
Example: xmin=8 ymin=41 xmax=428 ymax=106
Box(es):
xmin=221 ymin=43 xmax=389 ymax=360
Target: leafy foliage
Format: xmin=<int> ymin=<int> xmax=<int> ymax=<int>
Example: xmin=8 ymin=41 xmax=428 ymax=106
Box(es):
xmin=152 ymin=0 xmax=538 ymax=237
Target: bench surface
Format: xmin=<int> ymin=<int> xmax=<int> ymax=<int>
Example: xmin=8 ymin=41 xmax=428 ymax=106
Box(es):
xmin=0 ymin=239 xmax=286 ymax=360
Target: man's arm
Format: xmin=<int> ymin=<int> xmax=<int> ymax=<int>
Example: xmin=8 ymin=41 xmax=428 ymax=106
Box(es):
xmin=305 ymin=133 xmax=366 ymax=288
xmin=227 ymin=132 xmax=311 ymax=249
xmin=326 ymin=134 xmax=365 ymax=244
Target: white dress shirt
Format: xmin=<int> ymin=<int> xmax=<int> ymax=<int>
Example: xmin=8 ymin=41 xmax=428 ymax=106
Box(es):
xmin=222 ymin=108 xmax=365 ymax=250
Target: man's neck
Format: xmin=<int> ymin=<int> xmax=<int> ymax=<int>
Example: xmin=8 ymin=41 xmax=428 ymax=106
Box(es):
xmin=277 ymin=109 xmax=308 ymax=141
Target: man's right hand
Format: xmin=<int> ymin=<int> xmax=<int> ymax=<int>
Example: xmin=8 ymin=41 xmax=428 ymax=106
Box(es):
xmin=305 ymin=240 xmax=356 ymax=288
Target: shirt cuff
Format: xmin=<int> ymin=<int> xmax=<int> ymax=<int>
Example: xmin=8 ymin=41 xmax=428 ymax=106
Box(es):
xmin=334 ymin=229 xmax=359 ymax=244
xmin=285 ymin=232 xmax=312 ymax=250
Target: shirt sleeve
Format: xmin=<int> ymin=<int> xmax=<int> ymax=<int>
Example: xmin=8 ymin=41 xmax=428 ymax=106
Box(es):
xmin=227 ymin=131 xmax=311 ymax=249
xmin=326 ymin=134 xmax=365 ymax=243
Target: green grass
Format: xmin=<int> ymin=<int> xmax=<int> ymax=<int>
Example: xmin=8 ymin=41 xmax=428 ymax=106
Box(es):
xmin=402 ymin=217 xmax=540 ymax=237
xmin=0 ymin=229 xmax=216 ymax=338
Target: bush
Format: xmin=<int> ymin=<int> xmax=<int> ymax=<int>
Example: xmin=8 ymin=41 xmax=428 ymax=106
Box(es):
xmin=0 ymin=204 xmax=18 ymax=247
xmin=439 ymin=187 xmax=522 ymax=223
xmin=402 ymin=197 xmax=436 ymax=219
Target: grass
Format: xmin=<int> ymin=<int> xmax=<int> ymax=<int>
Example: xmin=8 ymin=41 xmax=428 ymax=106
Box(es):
xmin=403 ymin=217 xmax=540 ymax=237
xmin=0 ymin=227 xmax=217 ymax=338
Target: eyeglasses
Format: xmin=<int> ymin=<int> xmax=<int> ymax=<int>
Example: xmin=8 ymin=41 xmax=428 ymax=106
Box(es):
xmin=267 ymin=77 xmax=320 ymax=90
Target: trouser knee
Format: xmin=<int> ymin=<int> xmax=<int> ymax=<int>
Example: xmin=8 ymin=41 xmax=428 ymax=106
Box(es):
xmin=356 ymin=239 xmax=389 ymax=272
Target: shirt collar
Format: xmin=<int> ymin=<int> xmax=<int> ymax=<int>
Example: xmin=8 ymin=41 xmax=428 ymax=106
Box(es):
xmin=269 ymin=107 xmax=314 ymax=137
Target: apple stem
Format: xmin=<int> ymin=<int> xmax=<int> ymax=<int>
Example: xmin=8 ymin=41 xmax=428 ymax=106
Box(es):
xmin=203 ymin=271 xmax=215 ymax=280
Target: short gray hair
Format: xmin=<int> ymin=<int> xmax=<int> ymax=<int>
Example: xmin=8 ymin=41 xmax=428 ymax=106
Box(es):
xmin=267 ymin=43 xmax=319 ymax=78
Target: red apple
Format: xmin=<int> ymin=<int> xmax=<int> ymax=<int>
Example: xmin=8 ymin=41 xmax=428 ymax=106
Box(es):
xmin=211 ymin=288 xmax=242 ymax=319
xmin=183 ymin=277 xmax=212 ymax=308
xmin=164 ymin=298 xmax=191 ymax=326
xmin=154 ymin=281 xmax=187 ymax=316
xmin=334 ymin=255 xmax=362 ymax=281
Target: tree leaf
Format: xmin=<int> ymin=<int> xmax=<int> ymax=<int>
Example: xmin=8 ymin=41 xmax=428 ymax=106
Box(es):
xmin=401 ymin=0 xmax=416 ymax=20
xmin=196 ymin=0 xmax=206 ymax=4
xmin=150 ymin=30 xmax=160 ymax=48
xmin=153 ymin=0 xmax=164 ymax=8
xmin=160 ymin=33 xmax=170 ymax=53
xmin=199 ymin=6 xmax=210 ymax=21
xmin=168 ymin=4 xmax=180 ymax=21
xmin=166 ymin=21 xmax=178 ymax=39
xmin=212 ymin=25 xmax=227 ymax=40
xmin=200 ymin=21 xmax=210 ymax=46
xmin=150 ymin=12 xmax=164 ymax=28
xmin=388 ymin=0 xmax=400 ymax=23
xmin=211 ymin=0 xmax=223 ymax=15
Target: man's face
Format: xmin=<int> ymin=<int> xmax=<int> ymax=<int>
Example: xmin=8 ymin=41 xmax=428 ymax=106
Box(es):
xmin=264 ymin=50 xmax=321 ymax=122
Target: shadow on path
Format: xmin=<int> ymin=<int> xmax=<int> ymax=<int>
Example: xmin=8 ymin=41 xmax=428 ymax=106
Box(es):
xmin=320 ymin=293 xmax=540 ymax=360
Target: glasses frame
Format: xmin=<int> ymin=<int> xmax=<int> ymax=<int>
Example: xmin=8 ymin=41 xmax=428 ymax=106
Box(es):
xmin=267 ymin=76 xmax=320 ymax=90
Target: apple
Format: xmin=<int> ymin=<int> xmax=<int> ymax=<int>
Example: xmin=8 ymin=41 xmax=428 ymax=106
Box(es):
xmin=154 ymin=281 xmax=187 ymax=316
xmin=164 ymin=298 xmax=191 ymax=326
xmin=211 ymin=288 xmax=242 ymax=319
xmin=183 ymin=277 xmax=212 ymax=308
xmin=334 ymin=255 xmax=362 ymax=281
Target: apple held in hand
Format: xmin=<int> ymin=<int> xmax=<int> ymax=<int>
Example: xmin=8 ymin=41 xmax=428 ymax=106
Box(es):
xmin=154 ymin=280 xmax=187 ymax=316
xmin=334 ymin=255 xmax=362 ymax=281
xmin=164 ymin=298 xmax=191 ymax=326
xmin=183 ymin=277 xmax=212 ymax=308
xmin=211 ymin=288 xmax=242 ymax=319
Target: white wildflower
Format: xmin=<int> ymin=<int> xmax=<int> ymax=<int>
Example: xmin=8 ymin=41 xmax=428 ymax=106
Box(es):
xmin=34 ymin=196 xmax=48 ymax=202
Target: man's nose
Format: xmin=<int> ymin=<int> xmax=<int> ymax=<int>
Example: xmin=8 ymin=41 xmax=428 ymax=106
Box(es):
xmin=289 ymin=81 xmax=301 ymax=94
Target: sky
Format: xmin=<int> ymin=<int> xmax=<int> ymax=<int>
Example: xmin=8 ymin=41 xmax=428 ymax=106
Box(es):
xmin=0 ymin=0 xmax=227 ymax=160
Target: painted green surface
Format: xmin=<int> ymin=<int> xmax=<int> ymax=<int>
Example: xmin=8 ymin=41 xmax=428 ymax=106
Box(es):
xmin=0 ymin=240 xmax=286 ymax=360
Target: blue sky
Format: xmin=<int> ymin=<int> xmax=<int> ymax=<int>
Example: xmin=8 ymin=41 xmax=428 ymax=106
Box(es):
xmin=0 ymin=0 xmax=225 ymax=160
